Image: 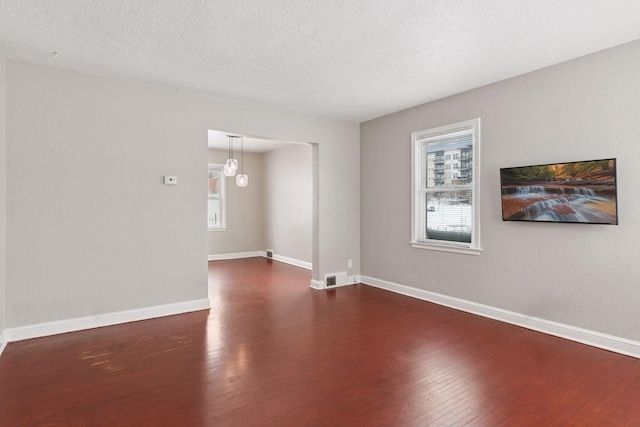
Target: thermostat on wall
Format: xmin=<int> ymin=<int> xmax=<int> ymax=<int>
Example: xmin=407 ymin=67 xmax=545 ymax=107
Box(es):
xmin=163 ymin=176 xmax=177 ymax=185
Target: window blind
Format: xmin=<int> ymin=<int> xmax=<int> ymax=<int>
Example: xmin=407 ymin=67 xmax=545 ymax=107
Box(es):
xmin=418 ymin=130 xmax=474 ymax=243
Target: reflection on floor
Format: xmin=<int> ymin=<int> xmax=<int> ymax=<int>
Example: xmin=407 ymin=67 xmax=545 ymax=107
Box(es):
xmin=1 ymin=257 xmax=639 ymax=425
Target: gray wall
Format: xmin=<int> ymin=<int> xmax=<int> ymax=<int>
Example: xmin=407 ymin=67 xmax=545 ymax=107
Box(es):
xmin=5 ymin=60 xmax=360 ymax=328
xmin=208 ymin=148 xmax=264 ymax=255
xmin=361 ymin=40 xmax=640 ymax=341
xmin=0 ymin=54 xmax=6 ymax=336
xmin=264 ymin=144 xmax=313 ymax=263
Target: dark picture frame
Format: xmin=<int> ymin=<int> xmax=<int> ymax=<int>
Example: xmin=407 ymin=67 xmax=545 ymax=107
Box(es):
xmin=500 ymin=158 xmax=618 ymax=224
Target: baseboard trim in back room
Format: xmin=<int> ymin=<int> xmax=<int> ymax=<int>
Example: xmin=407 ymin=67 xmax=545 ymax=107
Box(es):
xmin=269 ymin=253 xmax=312 ymax=270
xmin=208 ymin=251 xmax=312 ymax=271
xmin=208 ymin=251 xmax=266 ymax=261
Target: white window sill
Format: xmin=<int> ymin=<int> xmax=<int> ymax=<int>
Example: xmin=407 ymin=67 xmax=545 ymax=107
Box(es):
xmin=209 ymin=227 xmax=227 ymax=232
xmin=410 ymin=241 xmax=481 ymax=256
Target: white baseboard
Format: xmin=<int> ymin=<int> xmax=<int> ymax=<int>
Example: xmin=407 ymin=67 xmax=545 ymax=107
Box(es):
xmin=309 ymin=275 xmax=358 ymax=290
xmin=209 ymin=250 xmax=312 ymax=270
xmin=360 ymin=275 xmax=640 ymax=359
xmin=269 ymin=253 xmax=312 ymax=270
xmin=0 ymin=331 xmax=6 ymax=358
xmin=208 ymin=251 xmax=266 ymax=261
xmin=310 ymin=279 xmax=324 ymax=290
xmin=3 ymin=298 xmax=211 ymax=344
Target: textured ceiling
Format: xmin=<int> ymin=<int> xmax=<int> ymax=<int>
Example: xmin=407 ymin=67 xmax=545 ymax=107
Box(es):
xmin=1 ymin=1 xmax=640 ymax=122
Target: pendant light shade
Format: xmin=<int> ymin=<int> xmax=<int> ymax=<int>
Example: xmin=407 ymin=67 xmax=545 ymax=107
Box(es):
xmin=236 ymin=173 xmax=248 ymax=187
xmin=236 ymin=136 xmax=249 ymax=187
xmin=224 ymin=135 xmax=238 ymax=177
xmin=223 ymin=158 xmax=237 ymax=176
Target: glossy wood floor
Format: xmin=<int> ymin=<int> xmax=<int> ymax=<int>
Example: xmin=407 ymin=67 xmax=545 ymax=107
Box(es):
xmin=2 ymin=258 xmax=640 ymax=426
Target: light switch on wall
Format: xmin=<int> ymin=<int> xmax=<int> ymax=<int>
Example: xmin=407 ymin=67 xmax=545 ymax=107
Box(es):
xmin=163 ymin=176 xmax=177 ymax=185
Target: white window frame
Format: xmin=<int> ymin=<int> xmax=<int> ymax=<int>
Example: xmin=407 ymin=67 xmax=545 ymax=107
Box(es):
xmin=411 ymin=118 xmax=481 ymax=255
xmin=208 ymin=163 xmax=227 ymax=231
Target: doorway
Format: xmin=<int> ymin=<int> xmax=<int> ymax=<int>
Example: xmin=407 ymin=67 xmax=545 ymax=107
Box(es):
xmin=206 ymin=129 xmax=315 ymax=274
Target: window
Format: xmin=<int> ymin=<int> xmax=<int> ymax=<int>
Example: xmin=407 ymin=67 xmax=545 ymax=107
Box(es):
xmin=208 ymin=164 xmax=226 ymax=231
xmin=411 ymin=118 xmax=481 ymax=255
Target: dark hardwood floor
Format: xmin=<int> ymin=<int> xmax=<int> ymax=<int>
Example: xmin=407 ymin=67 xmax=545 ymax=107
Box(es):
xmin=1 ymin=257 xmax=640 ymax=425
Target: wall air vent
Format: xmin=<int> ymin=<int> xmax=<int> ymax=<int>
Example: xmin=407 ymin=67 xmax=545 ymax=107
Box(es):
xmin=324 ymin=272 xmax=348 ymax=288
xmin=266 ymin=250 xmax=273 ymax=258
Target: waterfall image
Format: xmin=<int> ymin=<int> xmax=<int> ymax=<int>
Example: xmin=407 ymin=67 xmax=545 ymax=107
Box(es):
xmin=500 ymin=159 xmax=617 ymax=224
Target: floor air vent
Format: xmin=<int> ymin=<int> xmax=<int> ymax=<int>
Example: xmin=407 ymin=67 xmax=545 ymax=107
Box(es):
xmin=326 ymin=276 xmax=337 ymax=287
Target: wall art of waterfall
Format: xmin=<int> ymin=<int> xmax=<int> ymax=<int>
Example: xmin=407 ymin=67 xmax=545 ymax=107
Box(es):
xmin=500 ymin=158 xmax=617 ymax=224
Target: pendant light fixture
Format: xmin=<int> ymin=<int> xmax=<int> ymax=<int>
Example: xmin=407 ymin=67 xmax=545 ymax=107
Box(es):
xmin=236 ymin=136 xmax=249 ymax=187
xmin=223 ymin=135 xmax=238 ymax=177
